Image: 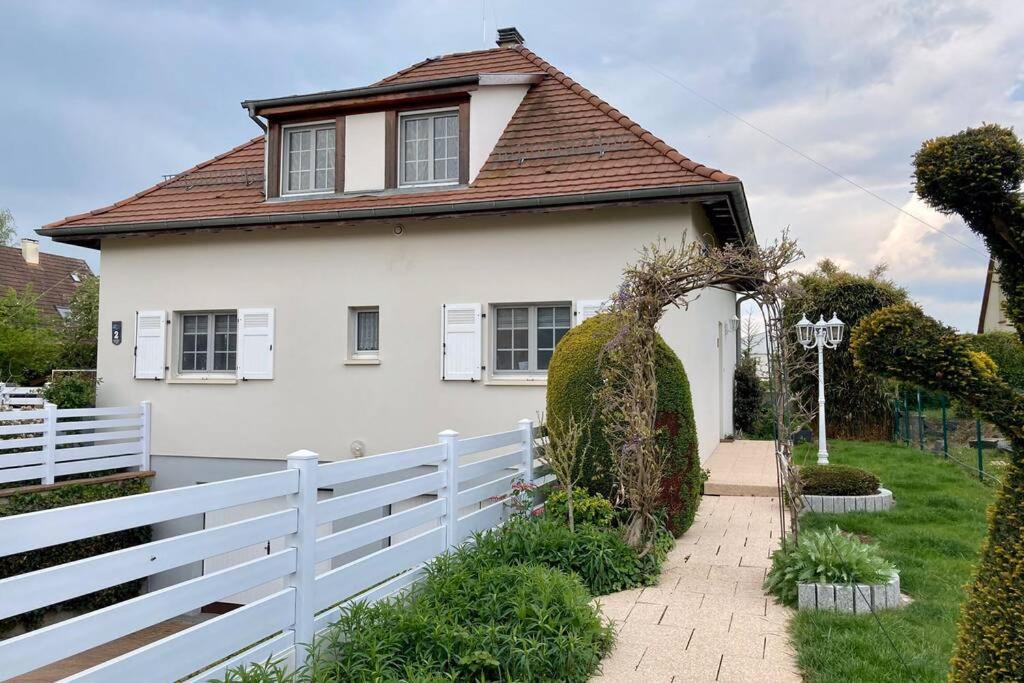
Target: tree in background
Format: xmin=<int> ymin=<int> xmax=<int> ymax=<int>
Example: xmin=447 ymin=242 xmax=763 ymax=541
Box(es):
xmin=59 ymin=276 xmax=99 ymax=369
xmin=0 ymin=287 xmax=61 ymax=385
xmin=733 ymin=351 xmax=764 ymax=436
xmin=782 ymin=260 xmax=907 ymax=440
xmin=0 ymin=209 xmax=15 ymax=247
xmin=966 ymin=331 xmax=1024 ymax=390
xmin=852 ymin=123 xmax=1024 ymax=681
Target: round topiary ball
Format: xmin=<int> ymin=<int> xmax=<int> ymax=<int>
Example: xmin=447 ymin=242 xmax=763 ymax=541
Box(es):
xmin=546 ymin=313 xmax=701 ymax=536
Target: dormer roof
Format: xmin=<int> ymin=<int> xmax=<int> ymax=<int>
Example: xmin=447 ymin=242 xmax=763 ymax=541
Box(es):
xmin=41 ymin=44 xmax=751 ymax=247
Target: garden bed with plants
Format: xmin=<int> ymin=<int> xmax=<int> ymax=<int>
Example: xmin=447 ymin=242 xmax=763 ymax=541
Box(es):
xmin=799 ymin=463 xmax=894 ymax=514
xmin=786 ymin=440 xmax=992 ymax=682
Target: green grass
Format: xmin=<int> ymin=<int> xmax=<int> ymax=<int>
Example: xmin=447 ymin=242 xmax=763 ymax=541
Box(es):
xmin=791 ymin=440 xmax=994 ymax=682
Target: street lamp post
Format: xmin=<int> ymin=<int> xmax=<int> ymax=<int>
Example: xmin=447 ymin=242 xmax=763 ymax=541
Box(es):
xmin=796 ymin=313 xmax=845 ymax=465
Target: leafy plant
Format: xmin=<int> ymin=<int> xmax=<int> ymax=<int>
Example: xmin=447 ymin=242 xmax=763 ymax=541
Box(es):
xmin=799 ymin=464 xmax=880 ymax=496
xmin=544 ymin=488 xmax=614 ymax=528
xmin=42 ymin=374 xmax=97 ymax=409
xmin=58 ymin=276 xmax=99 ymax=370
xmin=733 ymin=351 xmax=765 ymax=435
xmin=966 ymin=331 xmax=1024 ymax=390
xmin=0 ymin=287 xmax=61 ymax=385
xmin=540 ymin=412 xmax=589 ymax=531
xmin=764 ymin=526 xmax=897 ymax=606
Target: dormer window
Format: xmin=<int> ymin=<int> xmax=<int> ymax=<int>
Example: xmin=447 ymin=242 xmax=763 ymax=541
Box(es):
xmin=399 ymin=109 xmax=459 ymax=186
xmin=282 ymin=123 xmax=335 ymax=195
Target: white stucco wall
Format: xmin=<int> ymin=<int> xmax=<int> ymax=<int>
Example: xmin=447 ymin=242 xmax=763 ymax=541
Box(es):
xmin=96 ymin=204 xmax=737 ymax=466
xmin=468 ymin=85 xmax=529 ymax=181
xmin=343 ymin=112 xmax=386 ymax=192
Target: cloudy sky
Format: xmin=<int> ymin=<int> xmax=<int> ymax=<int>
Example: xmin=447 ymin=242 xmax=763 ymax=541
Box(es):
xmin=3 ymin=0 xmax=1022 ymax=331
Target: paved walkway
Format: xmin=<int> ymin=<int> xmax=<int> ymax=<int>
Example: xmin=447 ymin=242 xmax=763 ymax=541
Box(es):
xmin=592 ymin=495 xmax=800 ymax=682
xmin=704 ymin=440 xmax=780 ymax=497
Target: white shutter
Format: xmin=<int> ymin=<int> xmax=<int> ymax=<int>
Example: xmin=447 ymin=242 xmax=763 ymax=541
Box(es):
xmin=134 ymin=311 xmax=167 ymax=380
xmin=441 ymin=303 xmax=482 ymax=381
xmin=575 ymin=299 xmax=610 ymax=325
xmin=237 ymin=308 xmax=275 ymax=380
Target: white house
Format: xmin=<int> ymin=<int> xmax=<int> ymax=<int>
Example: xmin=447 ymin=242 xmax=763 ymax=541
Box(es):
xmin=41 ymin=28 xmax=754 ymax=497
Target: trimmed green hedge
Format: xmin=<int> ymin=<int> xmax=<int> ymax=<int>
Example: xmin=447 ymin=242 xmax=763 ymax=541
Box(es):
xmin=0 ymin=476 xmax=151 ymax=633
xmin=799 ymin=464 xmax=880 ymax=496
xmin=546 ymin=313 xmax=702 ymax=535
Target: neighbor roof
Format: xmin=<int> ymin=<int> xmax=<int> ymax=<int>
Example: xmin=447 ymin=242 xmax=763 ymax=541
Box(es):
xmin=41 ymin=45 xmax=750 ymax=246
xmin=0 ymin=246 xmax=92 ymax=316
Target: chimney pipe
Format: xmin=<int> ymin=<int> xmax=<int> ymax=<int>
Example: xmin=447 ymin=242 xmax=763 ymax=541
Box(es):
xmin=495 ymin=27 xmax=525 ymax=48
xmin=21 ymin=238 xmax=39 ymax=265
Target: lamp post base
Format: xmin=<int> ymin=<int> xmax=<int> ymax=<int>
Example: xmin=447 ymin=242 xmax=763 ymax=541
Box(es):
xmin=817 ymin=452 xmax=829 ymax=465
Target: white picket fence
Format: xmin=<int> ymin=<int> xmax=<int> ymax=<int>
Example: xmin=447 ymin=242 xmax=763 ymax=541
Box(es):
xmin=0 ymin=418 xmax=546 ymax=682
xmin=0 ymin=385 xmax=43 ymax=408
xmin=0 ymin=402 xmax=151 ymax=487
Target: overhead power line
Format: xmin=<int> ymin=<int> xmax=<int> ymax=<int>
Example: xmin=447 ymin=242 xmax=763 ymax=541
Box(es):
xmin=642 ymin=62 xmax=989 ymax=260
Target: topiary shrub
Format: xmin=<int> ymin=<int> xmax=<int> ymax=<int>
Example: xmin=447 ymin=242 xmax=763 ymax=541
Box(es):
xmin=546 ymin=312 xmax=701 ymax=535
xmin=799 ymin=464 xmax=880 ymax=496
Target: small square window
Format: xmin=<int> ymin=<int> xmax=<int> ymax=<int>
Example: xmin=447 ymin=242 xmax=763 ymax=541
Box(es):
xmin=349 ymin=307 xmax=380 ymax=360
xmin=399 ymin=110 xmax=459 ymax=187
xmin=178 ymin=311 xmax=237 ymax=374
xmin=282 ymin=123 xmax=335 ymax=195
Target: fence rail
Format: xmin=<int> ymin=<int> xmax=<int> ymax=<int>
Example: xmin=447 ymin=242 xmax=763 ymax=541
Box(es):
xmin=0 ymin=418 xmax=543 ymax=682
xmin=0 ymin=385 xmax=43 ymax=408
xmin=0 ymin=402 xmax=151 ymax=487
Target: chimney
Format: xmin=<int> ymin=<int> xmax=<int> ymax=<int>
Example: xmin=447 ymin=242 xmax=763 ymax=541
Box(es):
xmin=21 ymin=238 xmax=39 ymax=265
xmin=495 ymin=26 xmax=525 ymax=48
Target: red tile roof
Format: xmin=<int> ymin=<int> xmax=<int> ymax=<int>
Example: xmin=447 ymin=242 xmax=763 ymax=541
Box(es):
xmin=0 ymin=246 xmax=93 ymax=317
xmin=43 ymin=45 xmax=741 ymax=237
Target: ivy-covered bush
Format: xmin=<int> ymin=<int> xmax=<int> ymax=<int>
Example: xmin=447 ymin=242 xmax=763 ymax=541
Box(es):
xmin=0 ymin=475 xmax=151 ymax=633
xmin=799 ymin=464 xmax=880 ymax=496
xmin=764 ymin=526 xmax=897 ymax=606
xmin=544 ymin=488 xmax=614 ymax=528
xmin=966 ymin=331 xmax=1024 ymax=390
xmin=782 ymin=261 xmax=908 ymax=440
xmin=546 ymin=313 xmax=702 ymax=535
xmin=470 ymin=515 xmax=673 ymax=596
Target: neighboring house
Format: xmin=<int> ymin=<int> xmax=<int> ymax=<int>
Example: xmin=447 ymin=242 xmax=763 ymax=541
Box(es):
xmin=0 ymin=238 xmax=92 ymax=319
xmin=40 ymin=28 xmax=754 ymax=493
xmin=979 ymin=258 xmax=1014 ymax=333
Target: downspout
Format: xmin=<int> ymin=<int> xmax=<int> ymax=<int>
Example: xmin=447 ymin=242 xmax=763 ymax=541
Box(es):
xmin=245 ymin=104 xmax=268 ymax=132
xmin=245 ymin=105 xmax=269 ymax=199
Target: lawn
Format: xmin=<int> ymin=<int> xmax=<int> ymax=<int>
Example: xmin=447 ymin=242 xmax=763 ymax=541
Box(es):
xmin=790 ymin=439 xmax=994 ymax=682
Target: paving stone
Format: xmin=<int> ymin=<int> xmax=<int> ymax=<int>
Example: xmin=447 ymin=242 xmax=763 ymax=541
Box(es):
xmin=638 ymin=586 xmax=676 ymax=605
xmin=635 ymin=647 xmax=723 ymax=680
xmin=665 ymin=589 xmax=704 ymax=609
xmin=764 ymin=634 xmax=798 ymax=663
xmin=710 ymin=565 xmax=766 ymax=584
xmin=688 ymin=627 xmax=765 ymax=659
xmin=595 ymin=598 xmax=634 ymax=622
xmin=699 ymin=593 xmax=768 ymax=617
xmin=625 ymin=601 xmax=667 ymax=624
xmin=662 ymin=603 xmax=732 ymax=633
xmin=717 ymin=654 xmax=802 ymax=683
xmin=729 ymin=614 xmax=790 ymax=637
xmin=662 ymin=560 xmax=712 ymax=581
xmin=592 ymin=640 xmax=647 ymax=676
xmin=682 ymin=578 xmax=738 ymax=596
xmin=617 ymin=622 xmax=694 ymax=649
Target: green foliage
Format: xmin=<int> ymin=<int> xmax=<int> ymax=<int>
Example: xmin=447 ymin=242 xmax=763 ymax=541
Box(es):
xmin=468 ymin=515 xmax=673 ymax=596
xmin=799 ymin=464 xmax=880 ymax=496
xmin=783 ymin=260 xmax=908 ymax=440
xmin=546 ymin=313 xmax=701 ymax=535
xmin=733 ymin=351 xmax=764 ymax=435
xmin=0 ymin=287 xmax=61 ymax=384
xmin=0 ymin=208 xmax=15 ymax=247
xmin=58 ymin=276 xmax=99 ymax=369
xmin=42 ymin=374 xmax=97 ymax=408
xmin=0 ymin=476 xmax=151 ymax=633
xmin=965 ymin=331 xmax=1024 ymax=390
xmin=544 ymin=488 xmax=614 ymax=528
xmin=221 ymin=540 xmax=614 ymax=683
xmin=764 ymin=526 xmax=896 ymax=607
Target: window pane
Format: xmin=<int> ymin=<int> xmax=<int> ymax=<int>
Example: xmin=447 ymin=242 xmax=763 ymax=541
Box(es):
xmin=183 ymin=334 xmax=196 ymax=352
xmin=514 ymin=350 xmax=529 ymax=370
xmin=555 ymin=306 xmax=571 ymax=327
xmin=497 ymin=308 xmax=513 ymax=327
xmin=513 ymin=308 xmax=528 ymax=327
xmin=538 ymin=350 xmax=553 ymax=370
xmin=496 ymin=350 xmax=513 ymax=370
xmin=537 ymin=328 xmax=553 ymax=348
xmin=496 ymin=329 xmax=512 ymax=348
xmin=538 ymin=307 xmax=553 ymax=326
xmin=356 ymin=310 xmax=379 ymax=352
xmin=513 ymin=329 xmax=528 ymax=348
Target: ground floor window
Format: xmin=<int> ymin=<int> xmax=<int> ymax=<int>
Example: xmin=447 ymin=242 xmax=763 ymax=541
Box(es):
xmin=492 ymin=303 xmax=571 ymax=374
xmin=179 ymin=311 xmax=237 ymax=373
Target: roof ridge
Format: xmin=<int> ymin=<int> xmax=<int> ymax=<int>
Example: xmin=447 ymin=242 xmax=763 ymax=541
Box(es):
xmin=513 ymin=46 xmax=736 ymax=183
xmin=44 ymin=135 xmax=266 ymax=230
xmin=375 ymin=46 xmax=509 ymax=85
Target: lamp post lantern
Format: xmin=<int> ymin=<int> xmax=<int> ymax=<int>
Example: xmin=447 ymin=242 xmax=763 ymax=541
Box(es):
xmin=796 ymin=312 xmax=845 ymax=464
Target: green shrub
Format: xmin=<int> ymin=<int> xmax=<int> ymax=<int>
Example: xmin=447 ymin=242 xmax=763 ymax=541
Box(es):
xmin=468 ymin=515 xmax=672 ymax=596
xmin=966 ymin=331 xmax=1024 ymax=390
xmin=733 ymin=351 xmax=764 ymax=435
xmin=0 ymin=476 xmax=151 ymax=633
xmin=0 ymin=287 xmax=61 ymax=385
xmin=546 ymin=312 xmax=701 ymax=535
xmin=42 ymin=374 xmax=97 ymax=408
xmin=221 ymin=545 xmax=614 ymax=683
xmin=764 ymin=526 xmax=897 ymax=606
xmin=544 ymin=488 xmax=614 ymax=528
xmin=799 ymin=464 xmax=880 ymax=496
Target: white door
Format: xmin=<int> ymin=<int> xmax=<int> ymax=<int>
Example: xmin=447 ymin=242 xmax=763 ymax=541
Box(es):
xmin=202 ymin=492 xmax=332 ymax=606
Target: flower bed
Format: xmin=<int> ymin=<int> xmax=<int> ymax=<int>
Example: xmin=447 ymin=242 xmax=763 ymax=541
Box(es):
xmin=803 ymin=487 xmax=894 ymax=514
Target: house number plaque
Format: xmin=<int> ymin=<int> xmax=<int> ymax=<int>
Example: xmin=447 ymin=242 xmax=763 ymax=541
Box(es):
xmin=111 ymin=321 xmax=122 ymax=346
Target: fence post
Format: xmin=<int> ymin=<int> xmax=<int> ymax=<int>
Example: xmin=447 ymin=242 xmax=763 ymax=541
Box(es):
xmin=975 ymin=419 xmax=984 ymax=482
xmin=940 ymin=395 xmax=949 ymax=459
xmin=438 ymin=429 xmax=459 ymax=549
xmin=286 ymin=449 xmax=319 ymax=654
xmin=42 ymin=402 xmax=57 ymax=485
xmin=903 ymin=393 xmax=911 ymax=446
xmin=139 ymin=401 xmax=152 ymax=472
xmin=916 ymin=391 xmax=924 ymax=450
xmin=518 ymin=419 xmax=535 ymax=484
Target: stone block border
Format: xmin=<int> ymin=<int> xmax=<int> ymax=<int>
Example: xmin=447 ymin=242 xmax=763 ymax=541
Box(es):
xmin=803 ymin=487 xmax=893 ymax=514
xmin=797 ymin=573 xmax=901 ymax=613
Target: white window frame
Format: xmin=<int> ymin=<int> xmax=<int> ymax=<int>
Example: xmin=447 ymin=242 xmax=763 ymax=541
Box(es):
xmin=490 ymin=302 xmax=572 ymax=376
xmin=348 ymin=306 xmax=380 ymax=361
xmin=176 ymin=310 xmax=238 ymax=375
xmin=398 ymin=107 xmax=460 ymax=188
xmin=280 ymin=121 xmax=336 ymax=197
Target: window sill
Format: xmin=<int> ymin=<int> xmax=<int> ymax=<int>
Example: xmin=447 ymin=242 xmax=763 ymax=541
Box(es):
xmin=485 ymin=377 xmax=547 ymax=387
xmin=344 ymin=358 xmax=381 ymax=366
xmin=167 ymin=376 xmax=239 ymax=385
